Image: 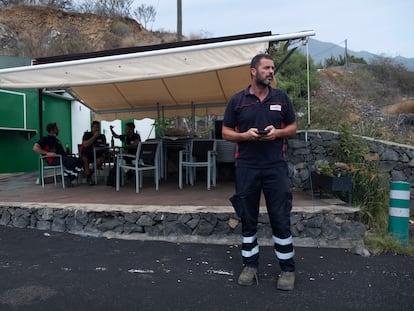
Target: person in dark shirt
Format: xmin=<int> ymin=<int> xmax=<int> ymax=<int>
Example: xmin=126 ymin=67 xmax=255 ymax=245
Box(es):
xmin=81 ymin=121 xmax=107 ymax=185
xmin=109 ymin=122 xmax=141 ymax=157
xmin=33 ymin=122 xmax=83 ymax=187
xmin=222 ymin=54 xmax=297 ymax=290
xmin=110 ymin=122 xmax=141 ymax=180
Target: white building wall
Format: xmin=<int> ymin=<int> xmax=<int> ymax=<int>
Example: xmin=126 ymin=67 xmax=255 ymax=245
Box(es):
xmin=135 ymin=118 xmax=156 ymax=141
xmin=70 ymin=100 xmax=91 ymax=154
xmin=71 ymin=98 xmax=155 ymax=151
xmin=101 ymin=118 xmax=155 ymax=144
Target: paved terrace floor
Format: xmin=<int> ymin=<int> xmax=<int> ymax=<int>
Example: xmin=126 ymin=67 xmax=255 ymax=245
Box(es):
xmin=0 ymin=171 xmax=352 ymax=214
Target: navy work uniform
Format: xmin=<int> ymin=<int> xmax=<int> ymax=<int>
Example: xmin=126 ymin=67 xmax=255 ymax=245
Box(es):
xmin=223 ymin=85 xmax=296 ymax=273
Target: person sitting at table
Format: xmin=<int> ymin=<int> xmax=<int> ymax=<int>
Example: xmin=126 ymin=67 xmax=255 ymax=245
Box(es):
xmin=109 ymin=122 xmax=141 ymax=161
xmin=33 ymin=122 xmax=83 ymax=187
xmin=110 ymin=122 xmax=141 ymax=181
xmin=81 ymin=121 xmax=107 ymax=185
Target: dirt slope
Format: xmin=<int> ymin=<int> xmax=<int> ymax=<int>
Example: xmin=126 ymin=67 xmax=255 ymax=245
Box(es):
xmin=0 ymin=4 xmax=174 ymax=57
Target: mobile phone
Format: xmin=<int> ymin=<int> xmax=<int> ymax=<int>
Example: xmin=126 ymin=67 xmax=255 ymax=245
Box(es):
xmin=257 ymin=129 xmax=269 ymax=135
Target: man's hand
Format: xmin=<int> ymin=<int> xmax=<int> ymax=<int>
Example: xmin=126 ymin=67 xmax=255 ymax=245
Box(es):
xmin=245 ymin=128 xmax=262 ymax=141
xmin=258 ymin=126 xmax=276 ymax=141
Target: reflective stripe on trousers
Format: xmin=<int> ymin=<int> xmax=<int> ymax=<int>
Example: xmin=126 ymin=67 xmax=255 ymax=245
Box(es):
xmin=241 ymin=235 xmax=259 ymax=267
xmin=273 ymin=235 xmax=295 ymax=260
xmin=235 ymin=165 xmax=295 ymax=271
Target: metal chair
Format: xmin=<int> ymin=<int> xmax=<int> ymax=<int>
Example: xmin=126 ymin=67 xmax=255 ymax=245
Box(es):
xmin=93 ymin=145 xmax=112 ymax=185
xmin=178 ymin=139 xmax=216 ymax=190
xmin=116 ymin=141 xmax=161 ymax=193
xmin=215 ymin=139 xmax=236 ymax=182
xmin=39 ymin=154 xmax=65 ymax=188
xmin=215 ymin=139 xmax=236 ymax=163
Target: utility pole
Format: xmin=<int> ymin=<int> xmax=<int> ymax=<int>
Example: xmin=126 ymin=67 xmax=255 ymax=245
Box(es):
xmin=344 ymin=39 xmax=348 ymax=69
xmin=177 ymin=0 xmax=182 ymax=41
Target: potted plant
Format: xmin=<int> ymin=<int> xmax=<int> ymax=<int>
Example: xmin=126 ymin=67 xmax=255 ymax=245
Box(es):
xmin=310 ymin=124 xmax=369 ymax=205
xmin=311 ymin=160 xmax=353 ymax=205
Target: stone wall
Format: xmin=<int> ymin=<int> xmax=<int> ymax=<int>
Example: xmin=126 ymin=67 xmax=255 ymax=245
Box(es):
xmin=0 ymin=203 xmax=365 ymax=249
xmin=286 ymin=130 xmax=414 ymax=203
xmin=4 ymin=130 xmax=410 ymax=249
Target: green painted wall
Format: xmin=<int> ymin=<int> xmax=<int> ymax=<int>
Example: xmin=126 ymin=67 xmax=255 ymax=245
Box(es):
xmin=0 ymin=90 xmax=71 ymax=173
xmin=42 ymin=95 xmax=72 ymax=149
xmin=0 ymin=89 xmax=39 ymax=173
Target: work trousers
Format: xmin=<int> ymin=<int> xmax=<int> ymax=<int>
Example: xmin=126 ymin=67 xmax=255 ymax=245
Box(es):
xmin=231 ymin=164 xmax=295 ymax=272
xmin=50 ymin=155 xmax=83 ymax=176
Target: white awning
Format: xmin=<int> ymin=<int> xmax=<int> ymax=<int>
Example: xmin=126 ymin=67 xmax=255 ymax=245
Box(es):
xmin=0 ymin=30 xmax=315 ymax=120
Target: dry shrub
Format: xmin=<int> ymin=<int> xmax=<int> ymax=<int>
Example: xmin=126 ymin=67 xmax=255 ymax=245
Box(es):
xmin=382 ymin=99 xmax=414 ymax=115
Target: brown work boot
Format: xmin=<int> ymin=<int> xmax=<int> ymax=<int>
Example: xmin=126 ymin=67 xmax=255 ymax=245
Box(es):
xmin=277 ymin=271 xmax=295 ymax=291
xmin=238 ymin=266 xmax=258 ymax=286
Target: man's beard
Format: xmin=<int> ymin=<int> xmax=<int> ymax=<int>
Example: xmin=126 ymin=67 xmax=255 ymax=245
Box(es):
xmin=255 ymin=75 xmax=272 ymax=88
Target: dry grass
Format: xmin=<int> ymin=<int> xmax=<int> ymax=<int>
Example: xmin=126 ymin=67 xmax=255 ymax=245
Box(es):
xmin=365 ymin=231 xmax=414 ymax=256
xmin=382 ymin=99 xmax=414 ymax=115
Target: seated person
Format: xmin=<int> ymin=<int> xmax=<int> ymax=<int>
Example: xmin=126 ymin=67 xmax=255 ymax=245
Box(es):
xmin=81 ymin=121 xmax=107 ymax=185
xmin=110 ymin=122 xmax=141 ymax=161
xmin=33 ymin=122 xmax=83 ymax=187
xmin=110 ymin=122 xmax=141 ymax=180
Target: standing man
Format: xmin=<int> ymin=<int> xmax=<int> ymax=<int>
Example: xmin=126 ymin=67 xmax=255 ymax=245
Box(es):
xmin=81 ymin=121 xmax=107 ymax=185
xmin=222 ymin=54 xmax=297 ymax=290
xmin=33 ymin=122 xmax=83 ymax=187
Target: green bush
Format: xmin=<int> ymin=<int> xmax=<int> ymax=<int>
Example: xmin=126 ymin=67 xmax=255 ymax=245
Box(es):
xmin=328 ymin=125 xmax=389 ymax=230
xmin=50 ymin=33 xmax=89 ymax=55
xmin=328 ymin=124 xmax=368 ymax=163
xmin=110 ymin=21 xmax=130 ymax=37
xmin=273 ymin=50 xmax=319 ymax=130
xmin=351 ymin=162 xmax=389 ymax=230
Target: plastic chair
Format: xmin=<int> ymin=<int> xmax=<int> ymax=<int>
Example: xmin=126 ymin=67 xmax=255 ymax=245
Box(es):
xmin=116 ymin=141 xmax=161 ymax=193
xmin=215 ymin=139 xmax=236 ymax=182
xmin=39 ymin=154 xmax=65 ymax=188
xmin=178 ymin=139 xmax=216 ymax=190
xmin=215 ymin=140 xmax=236 ymax=163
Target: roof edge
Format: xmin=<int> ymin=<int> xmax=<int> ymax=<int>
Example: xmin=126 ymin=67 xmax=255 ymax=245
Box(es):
xmin=33 ymin=31 xmax=272 ymax=65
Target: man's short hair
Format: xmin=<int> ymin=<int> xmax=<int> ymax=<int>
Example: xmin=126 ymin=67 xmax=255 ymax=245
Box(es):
xmin=46 ymin=122 xmax=57 ymax=133
xmin=91 ymin=121 xmax=100 ymax=127
xmin=250 ymin=53 xmax=273 ymax=69
xmin=125 ymin=122 xmax=135 ymax=129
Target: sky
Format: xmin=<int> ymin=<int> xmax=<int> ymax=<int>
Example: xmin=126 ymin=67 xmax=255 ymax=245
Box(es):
xmin=133 ymin=0 xmax=414 ymax=58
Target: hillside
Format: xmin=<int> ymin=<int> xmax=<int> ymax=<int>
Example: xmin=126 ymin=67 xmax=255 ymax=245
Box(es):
xmin=0 ymin=5 xmax=413 ymax=145
xmin=311 ymin=66 xmax=414 ymax=144
xmin=0 ymin=4 xmax=176 ymax=57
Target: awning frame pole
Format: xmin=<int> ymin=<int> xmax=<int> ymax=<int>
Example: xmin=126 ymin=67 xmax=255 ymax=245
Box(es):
xmin=0 ymin=31 xmax=316 ymax=75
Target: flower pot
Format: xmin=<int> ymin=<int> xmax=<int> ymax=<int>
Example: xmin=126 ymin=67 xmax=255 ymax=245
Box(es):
xmin=311 ymin=172 xmax=353 ymax=205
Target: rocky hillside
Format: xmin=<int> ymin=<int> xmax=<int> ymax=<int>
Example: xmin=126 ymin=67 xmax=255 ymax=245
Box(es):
xmin=1 ymin=5 xmax=413 ymax=145
xmin=0 ymin=4 xmax=175 ymax=57
xmin=311 ymin=67 xmax=414 ymax=144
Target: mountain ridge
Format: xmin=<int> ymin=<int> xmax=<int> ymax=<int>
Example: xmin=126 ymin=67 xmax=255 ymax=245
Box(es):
xmin=302 ymin=39 xmax=414 ymax=71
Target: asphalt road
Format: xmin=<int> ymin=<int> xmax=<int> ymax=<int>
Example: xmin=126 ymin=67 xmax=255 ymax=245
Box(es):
xmin=0 ymin=226 xmax=413 ymax=311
